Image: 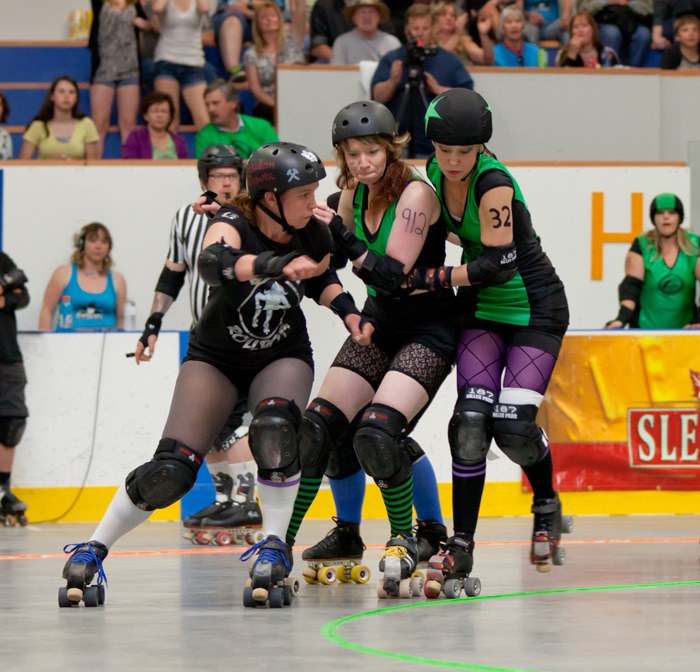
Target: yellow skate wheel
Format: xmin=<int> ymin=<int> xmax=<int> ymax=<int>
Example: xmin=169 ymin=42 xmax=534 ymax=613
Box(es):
xmin=337 ymin=567 xmax=351 ymax=583
xmin=318 ymin=566 xmax=337 ymax=585
xmin=302 ymin=566 xmax=319 ymax=584
xmin=350 ymin=565 xmax=371 ymax=584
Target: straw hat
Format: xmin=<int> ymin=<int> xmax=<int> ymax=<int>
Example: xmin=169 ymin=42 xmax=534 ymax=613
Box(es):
xmin=343 ymin=0 xmax=391 ymax=24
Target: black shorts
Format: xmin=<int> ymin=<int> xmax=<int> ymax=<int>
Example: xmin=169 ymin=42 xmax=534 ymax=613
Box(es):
xmin=459 ymin=318 xmax=565 ymax=356
xmin=0 ymin=362 xmax=28 ymax=418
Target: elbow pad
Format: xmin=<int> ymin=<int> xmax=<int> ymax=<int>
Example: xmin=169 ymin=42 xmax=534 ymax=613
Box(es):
xmin=618 ymin=275 xmax=643 ymax=303
xmin=352 ymin=250 xmax=406 ymax=294
xmin=328 ymin=215 xmax=368 ymax=261
xmin=0 ymin=268 xmax=28 ymax=292
xmin=467 ymin=243 xmax=517 ymax=287
xmin=155 ymin=265 xmax=186 ymax=298
xmin=293 ymin=216 xmax=335 ymax=263
xmin=198 ymin=242 xmax=245 ymax=287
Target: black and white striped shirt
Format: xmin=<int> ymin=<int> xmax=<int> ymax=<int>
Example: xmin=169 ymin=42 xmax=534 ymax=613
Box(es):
xmin=166 ymin=204 xmax=211 ymax=325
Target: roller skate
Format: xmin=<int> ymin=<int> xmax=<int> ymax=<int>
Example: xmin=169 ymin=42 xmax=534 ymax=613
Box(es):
xmin=58 ymin=541 xmax=108 ymax=608
xmin=183 ymin=472 xmax=263 ymax=546
xmin=301 ymin=517 xmax=370 ymax=585
xmin=424 ymin=533 xmax=481 ymax=599
xmin=415 ymin=518 xmax=448 ymax=563
xmin=530 ymin=492 xmax=574 ymax=573
xmin=240 ymin=535 xmax=299 ymax=608
xmin=377 ymin=534 xmax=423 ymax=599
xmin=0 ymin=487 xmax=28 ymax=527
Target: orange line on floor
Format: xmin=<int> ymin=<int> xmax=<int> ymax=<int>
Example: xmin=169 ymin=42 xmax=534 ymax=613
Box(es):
xmin=1 ymin=537 xmax=697 ymax=561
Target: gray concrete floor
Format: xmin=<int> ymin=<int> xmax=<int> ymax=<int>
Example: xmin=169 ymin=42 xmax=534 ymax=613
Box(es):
xmin=1 ymin=515 xmax=699 ymax=672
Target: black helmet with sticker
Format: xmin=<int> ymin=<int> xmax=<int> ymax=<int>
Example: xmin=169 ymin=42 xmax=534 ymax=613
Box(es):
xmin=424 ymin=89 xmax=492 ymax=146
xmin=332 ymin=100 xmax=397 ymax=146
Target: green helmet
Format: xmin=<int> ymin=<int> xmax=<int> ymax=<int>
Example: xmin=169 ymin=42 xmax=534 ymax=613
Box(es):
xmin=649 ymin=193 xmax=684 ymax=224
xmin=425 ymin=89 xmax=492 ymax=146
xmin=332 ymin=100 xmax=397 ymax=146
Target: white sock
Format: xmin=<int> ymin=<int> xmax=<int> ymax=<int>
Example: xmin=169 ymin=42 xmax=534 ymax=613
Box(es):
xmin=256 ymin=472 xmax=300 ymax=540
xmin=224 ymin=460 xmax=257 ymax=503
xmin=91 ymin=485 xmax=152 ymax=549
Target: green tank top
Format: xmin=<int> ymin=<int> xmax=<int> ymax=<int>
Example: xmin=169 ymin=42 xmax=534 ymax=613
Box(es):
xmin=426 ymin=153 xmax=532 ymax=325
xmin=637 ymin=232 xmax=700 ymax=328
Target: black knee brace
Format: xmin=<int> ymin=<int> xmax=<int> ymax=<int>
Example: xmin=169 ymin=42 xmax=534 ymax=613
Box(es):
xmin=125 ymin=438 xmax=204 ymax=511
xmin=0 ymin=417 xmax=27 ymax=448
xmin=448 ymin=386 xmax=496 ymax=465
xmin=298 ymin=398 xmax=349 ymax=479
xmin=249 ymin=397 xmax=301 ymax=471
xmin=492 ymin=403 xmax=547 ymax=466
xmin=354 ymin=404 xmax=411 ymax=484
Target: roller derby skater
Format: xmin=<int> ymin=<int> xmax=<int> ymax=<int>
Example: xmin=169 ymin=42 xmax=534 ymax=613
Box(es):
xmin=530 ymin=492 xmax=573 ymax=572
xmin=59 ymin=541 xmax=108 ymax=607
xmin=57 ymin=143 xmax=370 ymax=608
xmin=0 ymin=251 xmax=30 ymax=528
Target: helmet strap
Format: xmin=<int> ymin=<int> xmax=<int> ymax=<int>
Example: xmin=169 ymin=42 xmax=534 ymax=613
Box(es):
xmin=460 ymin=150 xmax=482 ymax=182
xmin=257 ymin=195 xmax=295 ymax=234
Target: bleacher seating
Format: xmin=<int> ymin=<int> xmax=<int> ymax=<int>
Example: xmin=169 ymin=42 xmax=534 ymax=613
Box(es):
xmin=0 ymin=41 xmax=254 ymax=159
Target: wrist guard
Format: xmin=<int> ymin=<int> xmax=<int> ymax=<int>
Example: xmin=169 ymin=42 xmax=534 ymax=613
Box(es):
xmin=606 ymin=305 xmax=635 ymax=328
xmin=293 ymin=217 xmax=335 ymax=263
xmin=328 ymin=215 xmax=367 ymax=261
xmin=139 ymin=312 xmax=164 ymax=347
xmin=198 ymin=241 xmax=245 ymax=286
xmin=201 ymin=190 xmax=221 ymax=220
xmin=406 ymin=266 xmax=452 ymax=291
xmin=155 ymin=265 xmax=186 ymax=298
xmin=0 ymin=268 xmax=28 ymax=293
xmin=352 ymin=250 xmax=406 ymax=295
xmin=253 ymin=250 xmax=301 ymax=278
xmin=330 ymin=292 xmax=362 ymax=331
xmin=467 ymin=243 xmax=517 ymax=287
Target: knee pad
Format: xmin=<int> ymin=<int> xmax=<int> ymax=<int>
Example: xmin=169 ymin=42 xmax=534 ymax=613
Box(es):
xmin=125 ymin=438 xmax=204 ymax=511
xmin=0 ymin=417 xmax=27 ymax=448
xmin=492 ymin=403 xmax=548 ymax=466
xmin=448 ymin=386 xmax=495 ymax=464
xmin=326 ymin=431 xmax=361 ymax=479
xmin=400 ymin=436 xmax=426 ymax=464
xmin=354 ymin=404 xmax=410 ymax=482
xmin=249 ymin=397 xmax=301 ymax=471
xmin=299 ymin=398 xmax=349 ymax=479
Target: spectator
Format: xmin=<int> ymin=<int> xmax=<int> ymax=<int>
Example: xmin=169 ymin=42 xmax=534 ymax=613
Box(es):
xmin=493 ymin=6 xmax=548 ymax=66
xmin=122 ymin=91 xmax=189 ymax=158
xmin=0 ymin=91 xmax=11 ymax=160
xmin=19 ymin=76 xmax=99 ymax=161
xmin=652 ymin=0 xmax=700 ymax=49
xmin=432 ymin=1 xmax=495 ymax=64
xmin=371 ymin=3 xmax=474 ymax=158
xmin=152 ymin=0 xmax=211 ymax=131
xmin=243 ymin=1 xmax=306 ymax=124
xmin=211 ymin=0 xmax=257 ymax=82
xmin=557 ymin=11 xmax=620 ymax=66
xmin=310 ymin=0 xmax=395 ymax=62
xmin=88 ymin=0 xmax=150 ymax=158
xmin=0 ymin=252 xmax=30 ymax=527
xmin=330 ymin=0 xmax=401 ymax=65
xmin=194 ymin=79 xmax=279 ymax=158
xmin=577 ymin=0 xmax=652 ymax=67
xmin=605 ymin=193 xmax=700 ymax=329
xmin=660 ymin=13 xmax=700 ymax=67
xmin=38 ymin=222 xmax=127 ymax=331
xmin=522 ymin=0 xmax=572 ymax=45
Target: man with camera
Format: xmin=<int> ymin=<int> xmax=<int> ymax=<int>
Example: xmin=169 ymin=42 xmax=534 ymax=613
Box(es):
xmin=371 ymin=3 xmax=474 ymax=158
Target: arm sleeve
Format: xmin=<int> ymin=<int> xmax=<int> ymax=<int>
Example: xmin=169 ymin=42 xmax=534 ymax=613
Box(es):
xmin=473 ymin=169 xmax=514 ymax=207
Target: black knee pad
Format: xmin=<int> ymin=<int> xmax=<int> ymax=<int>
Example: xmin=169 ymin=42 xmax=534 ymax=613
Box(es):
xmin=492 ymin=403 xmax=547 ymax=466
xmin=0 ymin=417 xmax=27 ymax=448
xmin=299 ymin=398 xmax=349 ymax=479
xmin=448 ymin=386 xmax=495 ymax=465
xmin=125 ymin=438 xmax=204 ymax=511
xmin=400 ymin=436 xmax=426 ymax=464
xmin=354 ymin=404 xmax=411 ymax=482
xmin=249 ymin=397 xmax=301 ymax=471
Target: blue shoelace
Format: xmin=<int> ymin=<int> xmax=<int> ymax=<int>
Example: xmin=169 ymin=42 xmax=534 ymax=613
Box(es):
xmin=240 ymin=537 xmax=292 ymax=572
xmin=63 ymin=542 xmax=108 ymax=586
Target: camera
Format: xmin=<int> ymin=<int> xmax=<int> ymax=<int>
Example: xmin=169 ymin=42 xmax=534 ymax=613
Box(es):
xmin=405 ymin=38 xmax=437 ymax=75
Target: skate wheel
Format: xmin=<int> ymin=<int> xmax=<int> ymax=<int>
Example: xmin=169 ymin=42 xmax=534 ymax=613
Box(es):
xmin=443 ymin=578 xmax=462 ymax=599
xmin=553 ymin=546 xmax=566 ymax=566
xmin=194 ymin=531 xmax=211 ymax=545
xmin=424 ymin=579 xmax=441 ymax=599
xmin=282 ymin=584 xmax=293 ymax=605
xmin=243 ymin=586 xmax=257 ymax=608
xmin=535 ymin=562 xmax=552 ymax=573
xmin=318 ymin=566 xmax=337 ymax=585
xmin=245 ymin=530 xmax=264 ymax=545
xmin=464 ymin=576 xmax=481 ymax=597
xmin=233 ymin=531 xmax=246 ymax=544
xmin=17 ymin=515 xmax=28 ymax=527
xmin=398 ymin=578 xmax=413 ymax=599
xmin=302 ymin=566 xmax=319 ymax=584
xmin=58 ymin=587 xmax=73 ymax=608
xmin=350 ymin=565 xmax=371 ymax=584
xmin=183 ymin=530 xmax=195 ymax=542
xmin=409 ymin=574 xmax=423 ymax=597
xmin=376 ymin=581 xmax=388 ymax=599
xmin=251 ymin=587 xmax=269 ymax=602
xmin=66 ymin=587 xmax=84 ymax=603
xmin=269 ymin=586 xmax=285 ymax=608
xmin=284 ymin=577 xmax=300 ymax=596
xmin=337 ymin=567 xmax=351 ymax=583
xmin=214 ymin=531 xmax=233 ymax=546
xmin=97 ymin=584 xmax=106 ymax=605
xmin=83 ymin=585 xmax=100 ymax=607
xmin=562 ymin=515 xmax=574 ymax=534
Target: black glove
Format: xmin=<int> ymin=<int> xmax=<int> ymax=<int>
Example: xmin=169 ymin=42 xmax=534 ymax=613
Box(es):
xmin=0 ymin=268 xmax=28 ymax=293
xmin=605 ymin=305 xmax=635 ymax=328
xmin=330 ymin=292 xmax=361 ymax=332
xmin=328 ymin=215 xmax=367 ymax=261
xmin=406 ymin=266 xmax=453 ymax=291
xmin=139 ymin=312 xmax=164 ymax=348
xmin=253 ymin=250 xmax=301 ymax=278
xmin=201 ymin=190 xmax=221 ymax=219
